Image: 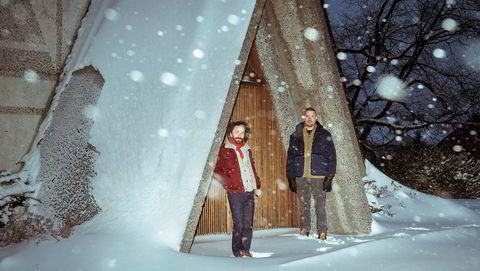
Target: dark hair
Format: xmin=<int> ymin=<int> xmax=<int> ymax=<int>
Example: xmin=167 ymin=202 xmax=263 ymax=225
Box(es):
xmin=305 ymin=107 xmax=316 ymax=114
xmin=227 ymin=121 xmax=250 ymax=139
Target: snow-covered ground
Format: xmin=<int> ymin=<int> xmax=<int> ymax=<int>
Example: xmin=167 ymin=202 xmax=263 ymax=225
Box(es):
xmin=1 ymin=161 xmax=479 ymax=271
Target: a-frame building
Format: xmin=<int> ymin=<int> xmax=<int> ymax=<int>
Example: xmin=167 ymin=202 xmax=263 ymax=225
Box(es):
xmin=0 ymin=0 xmax=371 ymax=250
xmin=180 ymin=0 xmax=371 ymax=252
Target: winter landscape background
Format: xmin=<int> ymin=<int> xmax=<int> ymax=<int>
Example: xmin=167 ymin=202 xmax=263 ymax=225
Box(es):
xmin=1 ymin=0 xmax=480 ymax=270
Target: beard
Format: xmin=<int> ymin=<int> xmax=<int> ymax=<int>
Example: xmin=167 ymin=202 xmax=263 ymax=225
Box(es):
xmin=232 ymin=137 xmax=244 ymax=144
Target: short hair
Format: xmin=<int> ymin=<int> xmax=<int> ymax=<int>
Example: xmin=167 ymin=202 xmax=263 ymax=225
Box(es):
xmin=227 ymin=121 xmax=250 ymax=139
xmin=305 ymin=107 xmax=316 ymax=114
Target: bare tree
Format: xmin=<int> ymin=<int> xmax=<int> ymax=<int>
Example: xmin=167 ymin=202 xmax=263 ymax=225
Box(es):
xmin=329 ymin=0 xmax=480 ymax=146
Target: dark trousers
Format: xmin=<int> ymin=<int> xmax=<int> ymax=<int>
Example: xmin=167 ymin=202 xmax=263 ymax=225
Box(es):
xmin=296 ymin=177 xmax=327 ymax=232
xmin=227 ymin=191 xmax=254 ymax=256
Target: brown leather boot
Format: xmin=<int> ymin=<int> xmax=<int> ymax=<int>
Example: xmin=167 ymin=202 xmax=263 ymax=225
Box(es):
xmin=243 ymin=251 xmax=252 ymax=257
xmin=318 ymin=230 xmax=327 ymax=240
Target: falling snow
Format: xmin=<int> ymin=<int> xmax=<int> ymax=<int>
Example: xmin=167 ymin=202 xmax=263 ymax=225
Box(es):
xmin=303 ymin=27 xmax=320 ymax=41
xmin=128 ymin=70 xmax=145 ymax=82
xmin=441 ymin=18 xmax=457 ymax=31
xmin=433 ymin=48 xmax=446 ymax=59
xmin=192 ymin=49 xmax=205 ymax=59
xmin=23 ymin=69 xmax=39 ymax=83
xmin=104 ymin=8 xmax=120 ymax=21
xmin=376 ymin=74 xmax=406 ymax=101
xmin=462 ymin=42 xmax=480 ymax=70
xmin=157 ymin=129 xmax=169 ymax=138
xmin=276 ymin=179 xmax=287 ymax=191
xmin=227 ymin=14 xmax=240 ymax=25
xmin=386 ymin=116 xmax=397 ymax=124
xmin=366 ymin=65 xmax=376 ymax=73
xmin=453 ymin=145 xmax=463 ymax=152
xmin=160 ymin=72 xmax=178 ymax=86
xmin=336 ymin=52 xmax=347 ymax=60
xmin=221 ymin=25 xmax=229 ymax=32
xmin=446 ymin=0 xmax=456 ymax=7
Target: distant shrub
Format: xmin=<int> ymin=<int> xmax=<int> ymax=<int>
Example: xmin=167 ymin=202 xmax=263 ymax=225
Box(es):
xmin=370 ymin=144 xmax=480 ymax=199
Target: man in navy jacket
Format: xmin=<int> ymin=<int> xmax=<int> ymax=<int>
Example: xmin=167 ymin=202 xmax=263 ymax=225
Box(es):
xmin=286 ymin=107 xmax=336 ymax=240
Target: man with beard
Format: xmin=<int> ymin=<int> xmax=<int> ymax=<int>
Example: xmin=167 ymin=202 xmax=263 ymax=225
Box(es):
xmin=286 ymin=107 xmax=336 ymax=240
xmin=214 ymin=121 xmax=261 ymax=257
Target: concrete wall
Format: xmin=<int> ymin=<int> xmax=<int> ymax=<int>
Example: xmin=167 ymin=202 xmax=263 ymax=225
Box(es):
xmin=0 ymin=0 xmax=90 ymax=172
xmin=0 ymin=66 xmax=103 ymax=245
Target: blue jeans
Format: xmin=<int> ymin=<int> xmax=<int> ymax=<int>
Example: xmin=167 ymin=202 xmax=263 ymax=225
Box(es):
xmin=227 ymin=191 xmax=254 ymax=256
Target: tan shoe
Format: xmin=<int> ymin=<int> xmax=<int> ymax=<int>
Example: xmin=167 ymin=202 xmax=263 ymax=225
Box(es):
xmin=318 ymin=230 xmax=327 ymax=240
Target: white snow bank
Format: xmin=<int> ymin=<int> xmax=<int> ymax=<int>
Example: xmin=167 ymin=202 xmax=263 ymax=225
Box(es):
xmin=365 ymin=160 xmax=480 ymax=232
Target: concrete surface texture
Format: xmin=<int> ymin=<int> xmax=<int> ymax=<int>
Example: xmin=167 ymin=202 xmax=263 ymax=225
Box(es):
xmin=0 ymin=0 xmax=90 ymax=172
xmin=36 ymin=65 xmax=103 ymax=230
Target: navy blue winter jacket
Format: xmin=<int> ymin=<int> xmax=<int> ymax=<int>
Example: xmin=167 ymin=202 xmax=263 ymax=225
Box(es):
xmin=286 ymin=121 xmax=337 ymax=178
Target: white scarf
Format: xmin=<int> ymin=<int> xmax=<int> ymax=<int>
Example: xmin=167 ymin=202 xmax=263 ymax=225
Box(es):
xmin=225 ymin=142 xmax=257 ymax=192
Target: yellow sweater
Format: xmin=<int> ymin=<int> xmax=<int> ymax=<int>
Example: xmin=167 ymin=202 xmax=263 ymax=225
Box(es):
xmin=302 ymin=125 xmax=323 ymax=179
